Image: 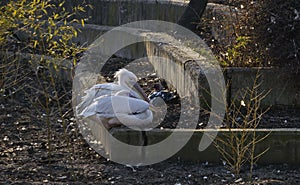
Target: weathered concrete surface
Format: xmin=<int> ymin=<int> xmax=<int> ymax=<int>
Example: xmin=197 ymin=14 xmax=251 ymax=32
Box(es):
xmin=143 ymin=31 xmax=225 ymax=110
xmin=75 ymin=24 xmax=300 ymax=107
xmin=108 ymin=128 xmax=300 ymax=164
xmin=177 ymin=0 xmax=208 ymax=31
xmin=66 ymin=0 xmax=235 ymax=44
xmin=141 ymin=30 xmax=300 ymax=107
xmin=72 ymin=24 xmax=114 ymax=46
xmin=65 ymin=0 xmax=187 ymax=26
xmin=143 ymin=32 xmax=199 ymax=99
xmin=73 ymin=23 xmax=147 ymax=59
xmin=227 ymin=67 xmax=300 ymax=108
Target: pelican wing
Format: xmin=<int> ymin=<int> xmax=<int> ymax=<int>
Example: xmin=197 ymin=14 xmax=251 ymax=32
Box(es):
xmin=79 ymin=95 xmax=149 ymax=118
xmin=76 ymin=83 xmax=126 ymax=114
xmin=111 ymin=110 xmax=153 ymax=127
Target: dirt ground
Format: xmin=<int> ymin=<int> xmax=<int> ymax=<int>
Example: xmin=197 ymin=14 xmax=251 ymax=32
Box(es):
xmin=1 ymin=57 xmax=300 ymax=184
xmin=1 ymin=99 xmax=300 ymax=184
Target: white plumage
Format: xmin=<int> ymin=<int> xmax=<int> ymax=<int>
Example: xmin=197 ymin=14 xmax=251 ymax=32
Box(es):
xmin=76 ymin=68 xmax=153 ymax=128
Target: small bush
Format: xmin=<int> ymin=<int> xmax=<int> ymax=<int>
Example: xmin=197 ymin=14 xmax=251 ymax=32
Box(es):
xmin=0 ymin=0 xmax=86 ymax=60
xmin=215 ymin=72 xmax=270 ymax=177
xmin=0 ymin=0 xmax=88 ymax=95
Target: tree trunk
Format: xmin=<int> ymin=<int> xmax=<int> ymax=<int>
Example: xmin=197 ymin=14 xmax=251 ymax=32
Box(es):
xmin=177 ymin=0 xmax=208 ymax=32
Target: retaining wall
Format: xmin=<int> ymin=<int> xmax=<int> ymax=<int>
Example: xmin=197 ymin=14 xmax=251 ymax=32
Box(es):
xmin=75 ymin=24 xmax=300 ymax=107
xmin=65 ymin=0 xmax=187 ymax=26
xmin=64 ymin=0 xmax=235 ymax=45
xmin=109 ymin=128 xmax=300 ymax=164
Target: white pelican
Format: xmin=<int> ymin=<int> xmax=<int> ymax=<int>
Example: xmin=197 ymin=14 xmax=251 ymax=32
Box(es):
xmin=76 ymin=68 xmax=153 ymax=129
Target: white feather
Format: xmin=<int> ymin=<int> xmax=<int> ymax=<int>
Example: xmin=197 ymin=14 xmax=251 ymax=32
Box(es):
xmin=76 ymin=68 xmax=153 ymax=128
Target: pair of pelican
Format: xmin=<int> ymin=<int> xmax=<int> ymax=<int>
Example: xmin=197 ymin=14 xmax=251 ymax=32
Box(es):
xmin=77 ymin=69 xmax=155 ymax=129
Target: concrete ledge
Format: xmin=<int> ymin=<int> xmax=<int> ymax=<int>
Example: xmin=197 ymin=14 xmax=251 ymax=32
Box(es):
xmin=226 ymin=67 xmax=300 ymax=108
xmin=74 ymin=24 xmax=300 ymax=107
xmin=73 ymin=24 xmax=115 ymax=46
xmin=142 ymin=30 xmax=300 ymax=107
xmin=66 ymin=0 xmax=235 ymax=43
xmin=107 ymin=128 xmax=300 ymax=164
xmin=65 ymin=0 xmax=188 ymax=26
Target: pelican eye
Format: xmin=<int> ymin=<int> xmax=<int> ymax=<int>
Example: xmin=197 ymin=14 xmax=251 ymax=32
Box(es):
xmin=128 ymin=77 xmax=137 ymax=84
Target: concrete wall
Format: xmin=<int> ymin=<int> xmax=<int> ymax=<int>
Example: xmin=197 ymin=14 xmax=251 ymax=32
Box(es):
xmin=227 ymin=67 xmax=300 ymax=108
xmin=75 ymin=24 xmax=300 ymax=107
xmin=64 ymin=0 xmax=234 ymax=44
xmin=108 ymin=128 xmax=300 ymax=164
xmin=64 ymin=0 xmax=187 ymax=26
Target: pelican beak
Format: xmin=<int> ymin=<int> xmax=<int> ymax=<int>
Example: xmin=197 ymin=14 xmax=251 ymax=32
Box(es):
xmin=132 ymin=83 xmax=150 ymax=102
xmin=149 ymin=103 xmax=159 ymax=113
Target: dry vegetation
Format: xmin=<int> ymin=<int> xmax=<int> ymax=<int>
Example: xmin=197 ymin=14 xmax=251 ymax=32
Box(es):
xmin=201 ymin=0 xmax=300 ymax=68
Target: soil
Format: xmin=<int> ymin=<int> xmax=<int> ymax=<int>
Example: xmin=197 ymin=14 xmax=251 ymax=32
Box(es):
xmin=1 ymin=56 xmax=300 ymax=184
xmin=1 ymin=100 xmax=300 ymax=184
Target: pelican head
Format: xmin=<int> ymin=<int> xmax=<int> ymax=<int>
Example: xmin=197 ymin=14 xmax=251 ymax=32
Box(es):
xmin=114 ymin=68 xmax=138 ymax=88
xmin=114 ymin=68 xmax=149 ymax=102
